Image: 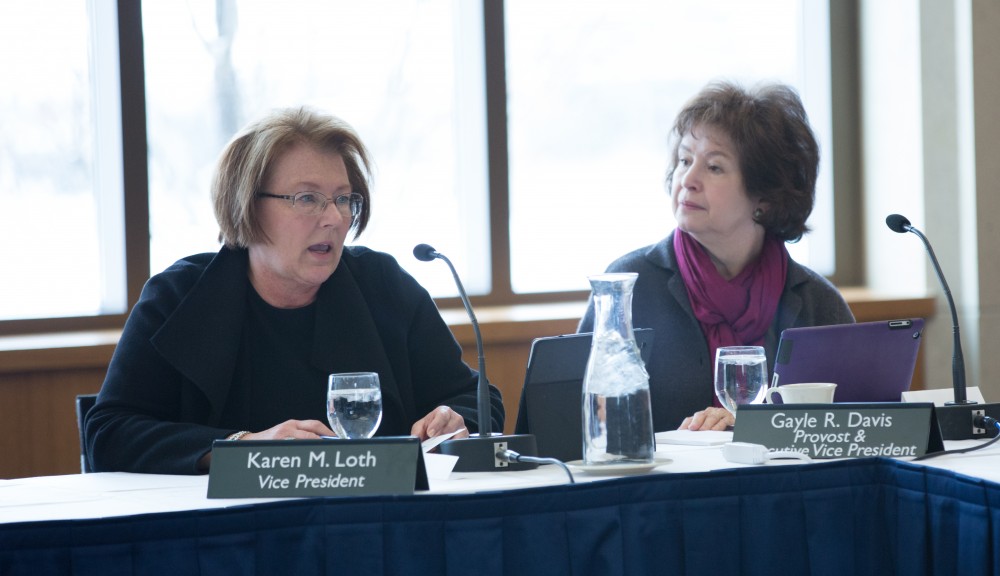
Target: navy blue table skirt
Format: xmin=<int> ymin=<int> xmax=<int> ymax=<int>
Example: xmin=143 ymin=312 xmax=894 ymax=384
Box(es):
xmin=2 ymin=458 xmax=997 ymax=575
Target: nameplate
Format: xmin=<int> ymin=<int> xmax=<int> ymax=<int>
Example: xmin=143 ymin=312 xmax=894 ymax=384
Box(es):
xmin=732 ymin=403 xmax=944 ymax=458
xmin=207 ymin=436 xmax=428 ymax=499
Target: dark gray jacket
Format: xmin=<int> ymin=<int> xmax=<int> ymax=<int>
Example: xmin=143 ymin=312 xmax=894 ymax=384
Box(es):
xmin=579 ymin=231 xmax=855 ymax=430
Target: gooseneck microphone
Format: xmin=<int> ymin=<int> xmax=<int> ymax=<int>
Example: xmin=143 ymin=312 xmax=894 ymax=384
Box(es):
xmin=413 ymin=244 xmax=538 ymax=471
xmin=885 ymin=214 xmax=999 ymax=441
xmin=413 ymin=243 xmax=491 ymax=436
xmin=885 ymin=214 xmax=970 ymax=405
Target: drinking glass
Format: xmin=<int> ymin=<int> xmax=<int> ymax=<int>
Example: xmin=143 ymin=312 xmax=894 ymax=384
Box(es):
xmin=714 ymin=346 xmax=768 ymax=417
xmin=327 ymin=372 xmax=383 ymax=439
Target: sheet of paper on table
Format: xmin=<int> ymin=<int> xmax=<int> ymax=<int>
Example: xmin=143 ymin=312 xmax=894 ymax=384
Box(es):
xmin=655 ymin=429 xmax=733 ymax=446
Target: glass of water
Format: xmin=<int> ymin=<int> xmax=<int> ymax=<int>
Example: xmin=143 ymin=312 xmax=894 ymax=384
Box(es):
xmin=327 ymin=372 xmax=383 ymax=439
xmin=714 ymin=346 xmax=768 ymax=417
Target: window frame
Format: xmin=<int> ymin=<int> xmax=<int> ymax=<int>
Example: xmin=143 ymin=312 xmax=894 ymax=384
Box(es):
xmin=0 ymin=0 xmax=860 ymax=336
xmin=0 ymin=0 xmax=147 ymax=336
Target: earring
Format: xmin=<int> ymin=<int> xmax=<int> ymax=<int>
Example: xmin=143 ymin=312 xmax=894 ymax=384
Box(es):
xmin=753 ymin=208 xmax=763 ymax=219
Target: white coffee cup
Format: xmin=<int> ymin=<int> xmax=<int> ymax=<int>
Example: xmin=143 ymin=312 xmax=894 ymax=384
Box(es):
xmin=766 ymin=383 xmax=837 ymax=404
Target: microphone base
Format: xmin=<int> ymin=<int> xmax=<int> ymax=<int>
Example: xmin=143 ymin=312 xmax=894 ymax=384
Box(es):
xmin=934 ymin=402 xmax=1000 ymax=440
xmin=438 ymin=434 xmax=539 ymax=472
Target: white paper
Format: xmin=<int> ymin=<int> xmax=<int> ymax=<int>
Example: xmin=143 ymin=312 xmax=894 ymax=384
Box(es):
xmin=423 ymin=453 xmax=459 ymax=480
xmin=421 ymin=429 xmax=462 ymax=452
xmin=655 ymin=429 xmax=733 ymax=446
xmin=902 ymin=386 xmax=986 ymax=406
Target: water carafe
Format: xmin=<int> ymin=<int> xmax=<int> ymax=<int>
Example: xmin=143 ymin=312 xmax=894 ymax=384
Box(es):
xmin=582 ymin=273 xmax=655 ymax=464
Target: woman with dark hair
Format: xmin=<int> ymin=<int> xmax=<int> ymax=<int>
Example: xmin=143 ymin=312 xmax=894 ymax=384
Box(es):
xmin=578 ymin=81 xmax=854 ymax=432
xmin=86 ymin=106 xmax=502 ymax=474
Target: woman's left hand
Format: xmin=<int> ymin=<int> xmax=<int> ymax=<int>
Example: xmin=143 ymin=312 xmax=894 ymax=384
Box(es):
xmin=410 ymin=406 xmax=470 ymax=441
xmin=678 ymin=407 xmax=733 ymax=431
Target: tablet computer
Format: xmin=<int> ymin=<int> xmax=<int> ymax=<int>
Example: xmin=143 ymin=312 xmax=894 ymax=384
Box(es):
xmin=513 ymin=329 xmax=654 ymax=462
xmin=772 ymin=319 xmax=924 ymax=402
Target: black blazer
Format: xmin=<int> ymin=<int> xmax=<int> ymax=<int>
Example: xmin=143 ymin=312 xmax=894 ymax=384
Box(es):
xmin=86 ymin=245 xmax=502 ymax=474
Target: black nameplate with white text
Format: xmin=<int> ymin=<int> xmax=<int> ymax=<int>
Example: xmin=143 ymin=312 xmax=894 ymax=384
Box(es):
xmin=207 ymin=436 xmax=428 ymax=499
xmin=733 ymin=403 xmax=944 ymax=458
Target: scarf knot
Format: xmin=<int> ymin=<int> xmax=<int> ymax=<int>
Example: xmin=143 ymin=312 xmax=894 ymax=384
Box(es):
xmin=673 ymin=229 xmax=788 ymax=405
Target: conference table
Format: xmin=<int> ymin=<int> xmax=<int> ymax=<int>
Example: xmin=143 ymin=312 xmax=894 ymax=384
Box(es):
xmin=2 ymin=436 xmax=998 ymax=576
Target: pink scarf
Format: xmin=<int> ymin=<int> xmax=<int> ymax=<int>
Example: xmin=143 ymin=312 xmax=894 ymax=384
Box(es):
xmin=673 ymin=229 xmax=788 ymax=403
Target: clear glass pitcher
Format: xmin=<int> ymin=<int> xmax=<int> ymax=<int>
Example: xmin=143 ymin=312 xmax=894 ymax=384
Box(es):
xmin=582 ymin=273 xmax=655 ymax=464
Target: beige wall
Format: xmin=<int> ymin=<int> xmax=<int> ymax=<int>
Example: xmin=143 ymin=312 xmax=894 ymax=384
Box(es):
xmin=969 ymin=1 xmax=1000 ymax=399
xmin=861 ymin=0 xmax=1000 ymax=400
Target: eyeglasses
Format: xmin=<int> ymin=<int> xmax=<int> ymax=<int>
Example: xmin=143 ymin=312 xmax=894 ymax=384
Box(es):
xmin=258 ymin=191 xmax=364 ymax=218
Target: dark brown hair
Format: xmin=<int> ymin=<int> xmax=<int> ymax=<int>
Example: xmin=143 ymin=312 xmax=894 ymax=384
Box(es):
xmin=212 ymin=106 xmax=373 ymax=247
xmin=666 ymin=81 xmax=819 ymax=242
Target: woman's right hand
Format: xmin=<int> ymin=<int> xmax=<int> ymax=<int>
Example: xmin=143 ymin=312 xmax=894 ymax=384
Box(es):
xmin=241 ymin=419 xmax=337 ymax=441
xmin=677 ymin=407 xmax=733 ymax=431
xmin=200 ymin=419 xmax=337 ymax=471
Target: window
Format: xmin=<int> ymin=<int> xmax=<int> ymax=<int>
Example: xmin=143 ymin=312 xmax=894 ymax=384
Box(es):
xmin=0 ymin=1 xmax=125 ymax=321
xmin=143 ymin=0 xmax=489 ymax=297
xmin=505 ymin=0 xmax=833 ymax=293
xmin=0 ymin=0 xmax=841 ymax=329
xmin=145 ymin=0 xmax=831 ymax=302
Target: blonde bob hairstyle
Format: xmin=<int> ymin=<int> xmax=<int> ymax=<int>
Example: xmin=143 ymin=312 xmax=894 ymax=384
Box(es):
xmin=212 ymin=106 xmax=373 ymax=248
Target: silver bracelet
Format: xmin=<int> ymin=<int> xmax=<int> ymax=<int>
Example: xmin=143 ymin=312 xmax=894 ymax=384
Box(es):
xmin=226 ymin=430 xmax=252 ymax=441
